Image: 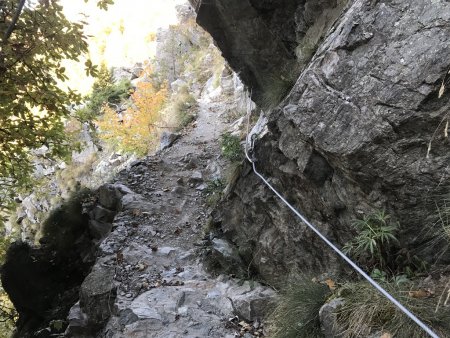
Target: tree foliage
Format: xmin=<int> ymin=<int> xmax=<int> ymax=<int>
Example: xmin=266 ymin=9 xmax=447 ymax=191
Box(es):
xmin=75 ymin=63 xmax=131 ymax=124
xmin=0 ymin=0 xmax=113 ymax=211
xmin=0 ymin=0 xmax=113 ymax=332
xmin=96 ymin=70 xmax=167 ymax=156
xmin=1 ymin=0 xmax=86 ymax=186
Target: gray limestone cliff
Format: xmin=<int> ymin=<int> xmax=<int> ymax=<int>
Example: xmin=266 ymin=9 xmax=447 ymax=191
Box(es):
xmin=194 ymin=0 xmax=450 ymax=285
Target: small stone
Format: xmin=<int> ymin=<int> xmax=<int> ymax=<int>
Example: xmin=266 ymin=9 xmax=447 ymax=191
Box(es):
xmin=196 ymin=184 xmax=207 ymax=191
xmin=137 ymin=263 xmax=147 ymax=271
xmin=172 ymin=186 xmax=184 ymax=194
xmin=160 ymin=131 xmax=180 ymax=150
xmin=189 ymin=171 xmax=203 ymax=183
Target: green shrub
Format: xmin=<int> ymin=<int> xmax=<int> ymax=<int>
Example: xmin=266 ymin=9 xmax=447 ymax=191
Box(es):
xmin=343 ymin=210 xmax=399 ymax=272
xmin=268 ymin=275 xmax=331 ymax=338
xmin=336 ymin=281 xmax=450 ymax=338
xmin=75 ymin=67 xmax=131 ymax=124
xmin=220 ymin=132 xmax=242 ymax=162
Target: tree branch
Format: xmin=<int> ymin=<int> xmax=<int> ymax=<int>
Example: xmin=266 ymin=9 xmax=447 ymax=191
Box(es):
xmin=2 ymin=0 xmax=26 ymax=44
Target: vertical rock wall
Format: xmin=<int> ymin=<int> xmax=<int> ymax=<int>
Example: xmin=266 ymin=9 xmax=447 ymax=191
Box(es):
xmin=197 ymin=0 xmax=450 ymax=285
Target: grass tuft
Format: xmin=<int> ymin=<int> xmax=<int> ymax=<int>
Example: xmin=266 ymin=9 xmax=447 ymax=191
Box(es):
xmin=162 ymin=85 xmax=197 ymax=131
xmin=336 ymin=281 xmax=450 ymax=338
xmin=268 ymin=274 xmax=331 ymax=338
xmin=204 ymin=179 xmax=226 ymax=206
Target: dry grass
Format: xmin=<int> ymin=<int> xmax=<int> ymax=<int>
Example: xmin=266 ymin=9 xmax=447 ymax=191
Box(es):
xmin=336 ymin=281 xmax=450 ymax=338
xmin=161 ymin=85 xmax=197 ymax=131
xmin=259 ymin=63 xmax=299 ymax=110
xmin=426 ymin=67 xmax=450 ymax=158
xmin=416 ymin=200 xmax=450 ymax=265
xmin=56 ymin=153 xmax=99 ymax=194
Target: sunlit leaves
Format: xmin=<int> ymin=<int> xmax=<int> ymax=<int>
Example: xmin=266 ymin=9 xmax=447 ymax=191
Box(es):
xmin=0 ymin=0 xmax=108 ymax=218
xmin=96 ymin=69 xmax=168 ymax=156
xmin=83 ymin=0 xmax=114 ymax=10
xmin=85 ymin=59 xmax=98 ymax=77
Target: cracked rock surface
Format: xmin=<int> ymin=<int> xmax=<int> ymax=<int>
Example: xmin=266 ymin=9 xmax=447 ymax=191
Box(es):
xmin=198 ymin=0 xmax=450 ymax=287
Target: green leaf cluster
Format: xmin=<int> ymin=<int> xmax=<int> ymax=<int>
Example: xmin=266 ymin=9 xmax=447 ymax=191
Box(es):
xmin=89 ymin=0 xmax=114 ymax=10
xmin=220 ymin=132 xmax=242 ymax=162
xmin=344 ymin=210 xmax=399 ymax=270
xmin=0 ymin=0 xmax=89 ymax=189
xmin=75 ymin=64 xmax=131 ymax=123
xmin=0 ymin=1 xmax=116 ymax=207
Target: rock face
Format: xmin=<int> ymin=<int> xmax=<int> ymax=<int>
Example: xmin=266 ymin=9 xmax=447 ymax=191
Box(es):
xmin=193 ymin=0 xmax=348 ymax=105
xmin=197 ymin=0 xmax=450 ymax=285
xmin=1 ymin=186 xmax=125 ymax=337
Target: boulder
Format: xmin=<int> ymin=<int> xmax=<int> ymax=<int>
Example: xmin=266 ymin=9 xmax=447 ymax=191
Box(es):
xmin=189 ymin=171 xmax=203 ymax=183
xmin=88 ymin=220 xmax=113 ymax=240
xmin=227 ymin=283 xmax=277 ymax=321
xmin=98 ymin=184 xmax=133 ymax=210
xmin=79 ymin=264 xmax=117 ymax=331
xmin=319 ymin=298 xmax=345 ymax=337
xmin=65 ymin=302 xmax=89 ymax=337
xmin=205 ymin=238 xmax=246 ymax=277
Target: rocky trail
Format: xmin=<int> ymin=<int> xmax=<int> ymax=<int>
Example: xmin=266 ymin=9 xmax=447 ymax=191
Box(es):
xmin=66 ymin=95 xmax=276 ymax=337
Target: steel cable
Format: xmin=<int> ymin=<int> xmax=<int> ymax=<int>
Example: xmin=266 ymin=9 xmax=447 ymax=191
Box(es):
xmin=244 ymin=98 xmax=439 ymax=338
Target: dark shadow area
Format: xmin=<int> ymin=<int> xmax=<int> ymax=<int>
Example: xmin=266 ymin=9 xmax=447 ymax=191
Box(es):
xmin=1 ymin=189 xmax=99 ymax=337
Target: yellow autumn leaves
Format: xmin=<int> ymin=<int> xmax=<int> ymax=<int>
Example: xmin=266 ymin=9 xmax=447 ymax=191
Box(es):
xmin=96 ymin=69 xmax=168 ymax=156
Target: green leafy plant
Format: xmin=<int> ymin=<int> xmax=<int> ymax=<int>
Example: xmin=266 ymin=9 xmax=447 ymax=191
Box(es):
xmin=220 ymin=132 xmax=242 ymax=162
xmin=268 ymin=275 xmax=331 ymax=338
xmin=370 ymin=269 xmax=409 ymax=287
xmin=370 ymin=268 xmax=388 ymax=282
xmin=204 ymin=179 xmax=226 ymax=206
xmin=391 ymin=274 xmax=409 ymax=287
xmin=204 ymin=179 xmax=226 ymax=195
xmin=76 ymin=71 xmax=132 ymax=125
xmin=343 ymin=210 xmax=399 ymax=271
